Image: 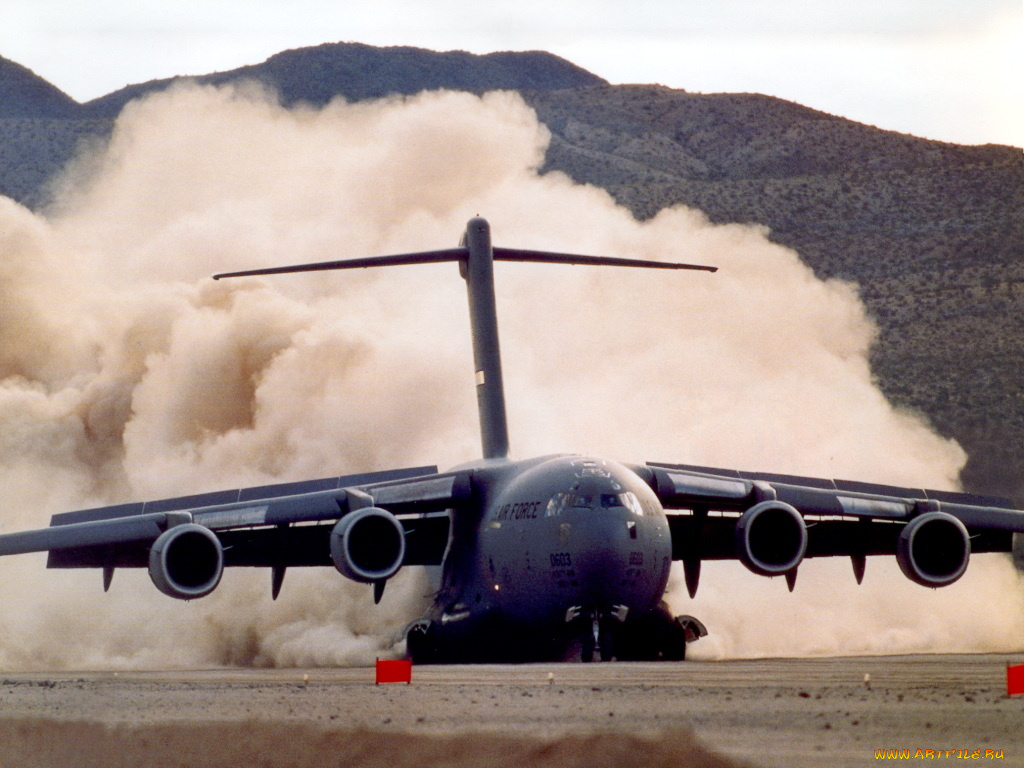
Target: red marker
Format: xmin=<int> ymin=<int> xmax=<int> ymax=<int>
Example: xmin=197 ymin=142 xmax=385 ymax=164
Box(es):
xmin=1006 ymin=662 xmax=1024 ymax=697
xmin=376 ymin=658 xmax=412 ymax=684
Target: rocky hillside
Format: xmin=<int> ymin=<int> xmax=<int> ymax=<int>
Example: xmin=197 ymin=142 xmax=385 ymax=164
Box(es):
xmin=80 ymin=43 xmax=608 ymax=116
xmin=0 ymin=57 xmax=108 ymax=206
xmin=1 ymin=44 xmax=1022 ymax=501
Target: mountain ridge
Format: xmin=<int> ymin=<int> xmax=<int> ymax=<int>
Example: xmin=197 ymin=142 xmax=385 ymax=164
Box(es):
xmin=0 ymin=56 xmax=80 ymax=118
xmin=80 ymin=43 xmax=608 ymax=116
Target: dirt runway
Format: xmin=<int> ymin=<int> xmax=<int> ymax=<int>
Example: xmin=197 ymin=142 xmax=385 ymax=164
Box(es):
xmin=1 ymin=655 xmax=1022 ymax=767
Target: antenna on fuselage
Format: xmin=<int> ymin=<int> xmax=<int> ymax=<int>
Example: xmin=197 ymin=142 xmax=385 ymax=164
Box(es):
xmin=214 ymin=217 xmax=716 ymax=461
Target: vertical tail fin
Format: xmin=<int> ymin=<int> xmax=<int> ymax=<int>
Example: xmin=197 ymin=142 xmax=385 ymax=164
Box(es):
xmin=214 ymin=218 xmax=715 ymax=462
xmin=461 ymin=217 xmax=509 ymax=459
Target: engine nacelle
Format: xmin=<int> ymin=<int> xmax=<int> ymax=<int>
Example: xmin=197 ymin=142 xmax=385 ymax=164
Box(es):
xmin=896 ymin=511 xmax=970 ymax=587
xmin=330 ymin=507 xmax=405 ymax=584
xmin=735 ymin=501 xmax=807 ymax=577
xmin=148 ymin=523 xmax=224 ymax=600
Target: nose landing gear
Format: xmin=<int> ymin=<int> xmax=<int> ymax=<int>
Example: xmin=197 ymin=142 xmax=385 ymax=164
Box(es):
xmin=567 ymin=605 xmax=622 ymax=662
xmin=570 ymin=603 xmax=706 ymax=661
xmin=580 ymin=612 xmax=622 ymax=662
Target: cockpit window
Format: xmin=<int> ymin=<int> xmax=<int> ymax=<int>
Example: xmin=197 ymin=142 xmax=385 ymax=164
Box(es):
xmin=546 ymin=492 xmax=643 ymax=516
xmin=545 ymin=494 xmax=565 ymax=517
xmin=620 ymin=491 xmax=644 ymax=517
xmin=545 ymin=493 xmax=593 ymax=516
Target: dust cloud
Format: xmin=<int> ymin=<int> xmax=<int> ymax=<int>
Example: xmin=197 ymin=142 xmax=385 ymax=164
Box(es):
xmin=0 ymin=82 xmax=1020 ymax=670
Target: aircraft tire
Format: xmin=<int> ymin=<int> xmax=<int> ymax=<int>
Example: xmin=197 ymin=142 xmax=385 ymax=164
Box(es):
xmin=661 ymin=618 xmax=688 ymax=661
xmin=614 ymin=606 xmax=689 ymax=661
xmin=598 ymin=620 xmax=617 ymax=662
xmin=581 ymin=630 xmax=596 ymax=662
xmin=614 ymin=625 xmax=657 ymax=661
xmin=405 ymin=620 xmax=442 ymax=664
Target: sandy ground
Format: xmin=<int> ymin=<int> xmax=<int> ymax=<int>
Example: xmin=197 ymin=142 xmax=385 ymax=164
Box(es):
xmin=1 ymin=655 xmax=1022 ymax=767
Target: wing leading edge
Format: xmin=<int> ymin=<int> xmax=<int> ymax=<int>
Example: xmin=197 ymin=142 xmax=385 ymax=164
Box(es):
xmin=0 ymin=465 xmax=469 ymax=599
xmin=639 ymin=461 xmax=1024 ymax=596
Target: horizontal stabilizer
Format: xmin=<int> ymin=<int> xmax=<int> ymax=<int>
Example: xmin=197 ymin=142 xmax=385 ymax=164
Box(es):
xmin=492 ymin=247 xmax=717 ymax=272
xmin=213 ymin=249 xmax=467 ymax=279
xmin=213 ymin=247 xmax=716 ymax=281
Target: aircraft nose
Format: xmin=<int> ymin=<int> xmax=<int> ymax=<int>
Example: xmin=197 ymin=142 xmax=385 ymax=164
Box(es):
xmin=569 ymin=510 xmax=633 ymax=600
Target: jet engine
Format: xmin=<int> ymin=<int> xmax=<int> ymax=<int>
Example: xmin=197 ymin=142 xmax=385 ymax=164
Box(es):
xmin=896 ymin=511 xmax=970 ymax=587
xmin=735 ymin=501 xmax=807 ymax=577
xmin=148 ymin=523 xmax=224 ymax=600
xmin=330 ymin=507 xmax=406 ymax=583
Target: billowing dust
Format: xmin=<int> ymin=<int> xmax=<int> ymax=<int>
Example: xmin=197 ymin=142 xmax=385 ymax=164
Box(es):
xmin=0 ymin=82 xmax=1021 ymax=670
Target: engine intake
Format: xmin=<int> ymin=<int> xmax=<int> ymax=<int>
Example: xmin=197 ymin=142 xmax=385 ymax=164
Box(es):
xmin=735 ymin=501 xmax=807 ymax=577
xmin=148 ymin=523 xmax=224 ymax=600
xmin=330 ymin=507 xmax=406 ymax=583
xmin=896 ymin=511 xmax=970 ymax=587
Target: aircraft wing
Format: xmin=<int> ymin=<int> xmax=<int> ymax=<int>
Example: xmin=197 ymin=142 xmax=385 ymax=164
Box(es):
xmin=0 ymin=465 xmax=470 ymax=599
xmin=639 ymin=461 xmax=1024 ymax=594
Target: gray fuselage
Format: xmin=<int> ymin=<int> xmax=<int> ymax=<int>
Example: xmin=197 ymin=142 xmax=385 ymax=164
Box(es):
xmin=412 ymin=455 xmax=673 ymax=661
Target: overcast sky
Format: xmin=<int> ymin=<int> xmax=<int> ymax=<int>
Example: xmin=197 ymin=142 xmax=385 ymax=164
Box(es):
xmin=2 ymin=0 xmax=1021 ymax=147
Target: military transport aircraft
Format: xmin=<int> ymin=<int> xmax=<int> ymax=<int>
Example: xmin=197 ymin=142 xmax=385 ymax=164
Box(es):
xmin=2 ymin=217 xmax=1023 ymax=663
